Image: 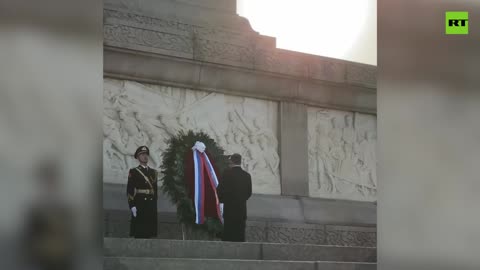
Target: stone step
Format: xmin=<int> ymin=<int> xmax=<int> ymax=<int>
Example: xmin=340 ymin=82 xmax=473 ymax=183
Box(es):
xmin=104 ymin=238 xmax=376 ymax=262
xmin=104 ymin=208 xmax=377 ymax=247
xmin=104 ymin=257 xmax=376 ymax=270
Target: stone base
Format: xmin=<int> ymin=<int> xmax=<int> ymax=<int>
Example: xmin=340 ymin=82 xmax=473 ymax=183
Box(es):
xmin=104 ymin=183 xmax=376 ymax=246
xmin=104 ymin=257 xmax=376 ymax=270
xmin=104 ymin=237 xmax=376 ymax=262
xmin=104 ymin=209 xmax=376 ymax=247
xmin=104 ymin=183 xmax=376 ymax=225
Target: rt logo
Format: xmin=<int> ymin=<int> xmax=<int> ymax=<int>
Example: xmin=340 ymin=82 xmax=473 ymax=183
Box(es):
xmin=445 ymin=11 xmax=468 ymax=34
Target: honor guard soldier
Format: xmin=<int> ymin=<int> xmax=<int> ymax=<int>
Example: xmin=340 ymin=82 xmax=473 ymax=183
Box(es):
xmin=127 ymin=146 xmax=158 ymax=238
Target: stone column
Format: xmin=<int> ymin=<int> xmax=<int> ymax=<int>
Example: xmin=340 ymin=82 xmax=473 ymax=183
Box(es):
xmin=279 ymin=101 xmax=309 ymax=197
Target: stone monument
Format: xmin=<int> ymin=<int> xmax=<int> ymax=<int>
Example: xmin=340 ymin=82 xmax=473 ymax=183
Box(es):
xmin=103 ymin=0 xmax=377 ymax=246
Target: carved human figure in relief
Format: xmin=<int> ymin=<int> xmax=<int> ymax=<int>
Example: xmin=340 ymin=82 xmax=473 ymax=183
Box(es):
xmin=116 ymin=109 xmax=141 ymax=169
xmin=355 ymin=130 xmax=377 ymax=191
xmin=243 ymin=144 xmax=274 ymax=193
xmin=224 ymin=111 xmax=246 ymax=156
xmin=243 ymin=147 xmax=253 ymax=174
xmin=104 ymin=86 xmax=133 ymax=171
xmin=247 ymin=117 xmax=279 ymax=182
xmin=156 ymin=115 xmax=175 ymax=138
xmin=337 ymin=114 xmax=360 ymax=189
xmin=239 ymin=136 xmax=251 ymax=164
xmin=244 ymin=134 xmax=259 ymax=172
xmin=242 ymin=135 xmax=264 ymax=178
xmin=119 ymin=109 xmax=141 ymax=143
xmin=247 ymin=135 xmax=273 ymax=187
xmin=224 ymin=131 xmax=244 ymax=159
xmin=175 ymin=114 xmax=191 ymax=132
xmin=109 ymin=85 xmax=127 ymax=108
xmin=104 ymin=115 xmax=129 ymax=171
xmin=209 ymin=123 xmax=228 ymax=150
xmin=257 ymin=135 xmax=280 ymax=178
xmin=342 ymin=114 xmax=356 ymax=151
xmin=225 ymin=111 xmax=237 ymax=139
xmin=313 ymin=122 xmax=336 ymax=193
xmin=134 ymin=111 xmax=168 ymax=169
xmin=252 ymin=118 xmax=274 ymax=137
xmin=354 ymin=131 xmax=368 ymax=196
xmin=251 ymin=119 xmax=280 ymax=165
xmin=328 ymin=117 xmax=345 ymax=174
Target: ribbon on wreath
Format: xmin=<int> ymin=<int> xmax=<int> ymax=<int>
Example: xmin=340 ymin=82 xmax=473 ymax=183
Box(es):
xmin=192 ymin=142 xmax=223 ymax=224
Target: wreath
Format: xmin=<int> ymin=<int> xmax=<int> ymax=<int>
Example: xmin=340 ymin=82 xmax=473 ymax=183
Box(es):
xmin=160 ymin=130 xmax=228 ymax=238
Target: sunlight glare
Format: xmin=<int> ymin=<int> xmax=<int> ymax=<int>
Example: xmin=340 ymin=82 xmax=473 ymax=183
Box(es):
xmin=238 ymin=0 xmax=371 ymax=62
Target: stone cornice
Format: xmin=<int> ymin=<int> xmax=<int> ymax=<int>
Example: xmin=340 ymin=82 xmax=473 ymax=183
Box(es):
xmin=103 ymin=7 xmax=377 ymax=114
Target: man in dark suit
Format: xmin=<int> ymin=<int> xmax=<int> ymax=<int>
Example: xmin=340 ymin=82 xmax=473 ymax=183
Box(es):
xmin=126 ymin=146 xmax=158 ymax=238
xmin=217 ymin=153 xmax=252 ymax=242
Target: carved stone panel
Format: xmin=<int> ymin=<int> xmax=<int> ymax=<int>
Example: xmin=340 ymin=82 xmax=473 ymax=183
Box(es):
xmin=308 ymin=107 xmax=377 ymax=201
xmin=346 ymin=63 xmax=377 ymax=88
xmin=103 ymin=24 xmax=194 ymax=58
xmin=307 ymin=59 xmax=346 ymax=83
xmin=194 ymin=38 xmax=255 ymax=69
xmin=326 ymin=225 xmax=376 ymax=247
xmin=103 ymin=8 xmax=377 ymax=89
xmin=266 ymin=223 xmax=326 ymax=245
xmin=245 ymin=221 xmax=268 ymax=243
xmin=104 ymin=9 xmax=194 ymax=34
xmin=254 ymin=49 xmax=309 ymax=77
xmin=103 ymin=78 xmax=280 ymax=195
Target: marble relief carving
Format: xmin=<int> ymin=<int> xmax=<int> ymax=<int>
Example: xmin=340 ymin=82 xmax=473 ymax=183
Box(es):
xmin=308 ymin=108 xmax=377 ymax=201
xmin=104 ymin=79 xmax=280 ymax=195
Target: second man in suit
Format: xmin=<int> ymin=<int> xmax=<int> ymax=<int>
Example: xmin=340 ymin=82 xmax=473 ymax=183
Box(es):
xmin=217 ymin=153 xmax=252 ymax=242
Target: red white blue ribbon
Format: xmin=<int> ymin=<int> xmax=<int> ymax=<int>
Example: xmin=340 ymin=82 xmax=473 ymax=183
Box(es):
xmin=203 ymin=153 xmax=224 ymax=224
xmin=193 ymin=149 xmax=223 ymax=224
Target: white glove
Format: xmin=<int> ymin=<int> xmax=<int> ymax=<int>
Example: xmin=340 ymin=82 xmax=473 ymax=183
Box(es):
xmin=131 ymin=207 xmax=137 ymax=217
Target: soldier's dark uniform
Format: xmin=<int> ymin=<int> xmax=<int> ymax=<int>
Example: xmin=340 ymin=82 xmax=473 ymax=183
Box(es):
xmin=127 ymin=146 xmax=158 ymax=238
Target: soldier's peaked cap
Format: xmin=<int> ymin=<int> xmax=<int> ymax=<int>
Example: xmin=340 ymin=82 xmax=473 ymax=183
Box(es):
xmin=134 ymin=146 xmax=150 ymax=159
